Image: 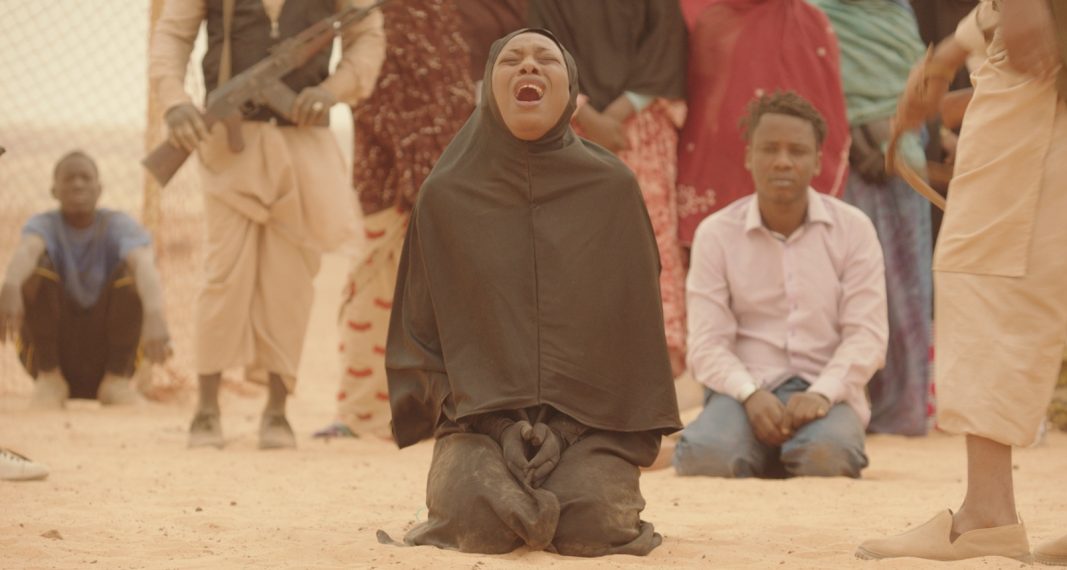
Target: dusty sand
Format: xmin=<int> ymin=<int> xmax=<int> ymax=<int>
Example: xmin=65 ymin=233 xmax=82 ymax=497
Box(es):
xmin=2 ymin=254 xmax=1065 ymax=569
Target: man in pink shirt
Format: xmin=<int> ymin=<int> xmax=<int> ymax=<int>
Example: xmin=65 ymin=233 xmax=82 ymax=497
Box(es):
xmin=673 ymin=91 xmax=888 ymax=479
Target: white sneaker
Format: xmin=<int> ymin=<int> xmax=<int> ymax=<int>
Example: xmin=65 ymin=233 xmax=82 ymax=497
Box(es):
xmin=0 ymin=448 xmax=49 ymax=481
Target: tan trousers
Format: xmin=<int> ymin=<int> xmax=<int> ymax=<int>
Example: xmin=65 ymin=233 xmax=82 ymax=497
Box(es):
xmin=195 ymin=122 xmax=358 ymax=390
xmin=936 ymin=101 xmax=1067 ymax=447
xmin=335 ymin=208 xmax=406 ymax=436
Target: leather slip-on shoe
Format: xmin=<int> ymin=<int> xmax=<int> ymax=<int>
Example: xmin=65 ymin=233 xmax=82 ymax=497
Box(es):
xmin=856 ymin=510 xmax=1032 ymax=563
xmin=1036 ymin=533 xmax=1067 ymax=566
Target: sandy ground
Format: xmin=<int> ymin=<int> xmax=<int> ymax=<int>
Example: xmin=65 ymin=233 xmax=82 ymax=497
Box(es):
xmin=2 ymin=254 xmax=1065 ymax=569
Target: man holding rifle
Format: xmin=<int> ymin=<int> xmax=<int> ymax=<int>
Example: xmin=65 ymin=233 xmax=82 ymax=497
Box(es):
xmin=148 ymin=0 xmax=384 ymax=450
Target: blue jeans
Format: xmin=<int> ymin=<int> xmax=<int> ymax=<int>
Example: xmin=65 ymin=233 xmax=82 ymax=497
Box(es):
xmin=673 ymin=377 xmax=869 ymax=478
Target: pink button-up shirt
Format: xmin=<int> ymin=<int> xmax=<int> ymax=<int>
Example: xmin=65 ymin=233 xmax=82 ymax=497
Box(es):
xmin=686 ymin=189 xmax=888 ymax=425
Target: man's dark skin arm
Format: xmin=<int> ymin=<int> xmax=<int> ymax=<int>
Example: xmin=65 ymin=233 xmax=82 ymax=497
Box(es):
xmin=784 ymin=391 xmax=830 ymax=431
xmin=574 ymin=103 xmax=631 ymax=153
xmin=0 ymin=235 xmax=46 ymax=344
xmin=743 ymin=390 xmax=792 ymax=446
xmin=744 ymin=387 xmax=831 ymax=444
xmin=1002 ymin=0 xmax=1060 ymax=78
xmin=125 ymin=246 xmax=172 ymax=364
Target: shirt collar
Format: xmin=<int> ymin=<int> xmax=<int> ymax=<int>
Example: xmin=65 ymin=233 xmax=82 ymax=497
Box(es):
xmin=805 ymin=188 xmax=833 ymax=226
xmin=745 ymin=187 xmax=833 ymax=234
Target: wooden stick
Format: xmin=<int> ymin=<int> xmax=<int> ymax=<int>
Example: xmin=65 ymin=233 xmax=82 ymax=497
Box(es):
xmin=885 ymin=129 xmax=947 ymax=211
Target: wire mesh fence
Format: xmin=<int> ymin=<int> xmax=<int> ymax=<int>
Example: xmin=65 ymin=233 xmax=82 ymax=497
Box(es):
xmin=0 ymin=0 xmax=208 ymax=399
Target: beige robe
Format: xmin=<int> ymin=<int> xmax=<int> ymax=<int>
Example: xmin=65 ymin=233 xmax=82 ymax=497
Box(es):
xmin=934 ymin=3 xmax=1067 ymax=446
xmin=148 ymin=0 xmax=386 ymax=389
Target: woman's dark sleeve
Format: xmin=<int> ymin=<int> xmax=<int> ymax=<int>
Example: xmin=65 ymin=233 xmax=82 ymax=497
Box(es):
xmin=628 ymin=0 xmax=687 ymax=100
xmin=384 ymin=209 xmax=452 ymax=448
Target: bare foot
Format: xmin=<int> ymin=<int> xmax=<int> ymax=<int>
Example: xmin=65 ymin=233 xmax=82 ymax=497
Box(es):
xmin=97 ymin=374 xmax=143 ymax=406
xmin=259 ymin=414 xmax=296 ymax=450
xmin=188 ymin=411 xmax=224 ymax=449
xmin=29 ymin=370 xmax=69 ymax=410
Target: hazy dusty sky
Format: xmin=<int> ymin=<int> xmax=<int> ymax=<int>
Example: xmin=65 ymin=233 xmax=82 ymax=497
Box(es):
xmin=0 ymin=1 xmax=352 ymax=204
xmin=0 ymin=1 xmax=349 ymax=127
xmin=0 ymin=1 xmax=160 ymax=128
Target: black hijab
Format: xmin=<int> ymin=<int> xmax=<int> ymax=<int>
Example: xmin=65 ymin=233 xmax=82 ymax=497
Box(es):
xmin=385 ymin=29 xmax=681 ymax=448
xmin=456 ymin=0 xmax=529 ymax=81
xmin=528 ymin=0 xmax=687 ymax=111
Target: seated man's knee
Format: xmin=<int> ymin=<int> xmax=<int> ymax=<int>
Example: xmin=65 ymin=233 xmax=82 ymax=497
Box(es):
xmin=673 ymin=433 xmax=762 ymax=478
xmin=781 ymin=436 xmax=866 ymax=478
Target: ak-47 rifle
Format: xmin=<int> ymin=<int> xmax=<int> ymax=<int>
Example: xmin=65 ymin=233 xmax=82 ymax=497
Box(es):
xmin=142 ymin=0 xmax=387 ymax=186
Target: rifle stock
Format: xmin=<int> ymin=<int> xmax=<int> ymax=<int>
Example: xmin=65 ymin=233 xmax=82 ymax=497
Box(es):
xmin=142 ymin=140 xmax=193 ymax=187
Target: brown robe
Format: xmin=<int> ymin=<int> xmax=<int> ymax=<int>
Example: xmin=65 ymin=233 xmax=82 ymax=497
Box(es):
xmin=528 ymin=0 xmax=686 ymax=111
xmin=455 ymin=0 xmax=528 ymax=82
xmin=384 ymin=28 xmax=681 ymax=556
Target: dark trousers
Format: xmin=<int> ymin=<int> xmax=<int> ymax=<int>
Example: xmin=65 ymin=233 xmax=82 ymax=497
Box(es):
xmin=18 ymin=255 xmax=142 ymax=399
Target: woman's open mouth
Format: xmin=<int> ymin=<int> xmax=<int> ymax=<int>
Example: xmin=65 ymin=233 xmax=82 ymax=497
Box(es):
xmin=513 ymin=78 xmax=546 ymax=106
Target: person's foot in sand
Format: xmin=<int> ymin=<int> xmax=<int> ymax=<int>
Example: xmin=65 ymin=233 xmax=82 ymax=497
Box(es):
xmin=97 ymin=373 xmax=143 ymax=406
xmin=29 ymin=370 xmax=69 ymax=410
xmin=260 ymin=415 xmax=296 ymax=449
xmin=259 ymin=373 xmax=296 ymax=450
xmin=189 ymin=411 xmax=223 ymax=448
xmin=188 ymin=373 xmax=223 ymax=448
xmin=856 ymin=436 xmax=1033 ymax=563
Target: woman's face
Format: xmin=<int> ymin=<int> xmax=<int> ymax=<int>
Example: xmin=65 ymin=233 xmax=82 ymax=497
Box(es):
xmin=491 ymin=32 xmax=570 ymax=141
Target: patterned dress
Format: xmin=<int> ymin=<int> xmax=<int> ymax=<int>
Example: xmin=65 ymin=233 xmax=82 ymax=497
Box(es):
xmin=610 ymin=102 xmax=688 ymax=370
xmin=330 ymin=0 xmax=474 ymax=438
xmin=676 ymin=0 xmax=851 ymax=245
xmin=530 ymin=0 xmax=690 ymax=371
xmin=811 ymin=0 xmax=933 ymax=436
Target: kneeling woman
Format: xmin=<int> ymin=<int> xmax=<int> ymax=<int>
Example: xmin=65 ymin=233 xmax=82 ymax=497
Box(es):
xmin=384 ymin=29 xmax=681 ymax=556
